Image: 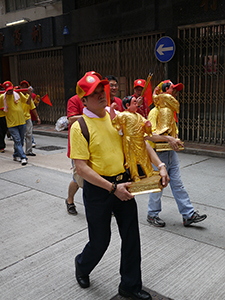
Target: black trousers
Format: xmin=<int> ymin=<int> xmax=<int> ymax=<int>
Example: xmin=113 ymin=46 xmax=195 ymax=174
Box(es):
xmin=0 ymin=117 xmax=7 ymax=149
xmin=76 ymin=175 xmax=142 ymax=292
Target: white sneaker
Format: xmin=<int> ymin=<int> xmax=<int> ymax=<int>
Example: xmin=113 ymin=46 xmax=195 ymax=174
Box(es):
xmin=32 ymin=142 xmax=36 ymax=148
xmin=13 ymin=157 xmax=21 ymax=162
xmin=21 ymin=158 xmax=27 ymax=166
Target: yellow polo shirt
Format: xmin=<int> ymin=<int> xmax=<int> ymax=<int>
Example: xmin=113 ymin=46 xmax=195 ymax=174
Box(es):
xmin=70 ymin=113 xmax=125 ymax=176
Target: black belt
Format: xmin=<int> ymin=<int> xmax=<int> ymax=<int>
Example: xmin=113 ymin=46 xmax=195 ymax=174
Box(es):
xmin=102 ymin=171 xmax=129 ymax=183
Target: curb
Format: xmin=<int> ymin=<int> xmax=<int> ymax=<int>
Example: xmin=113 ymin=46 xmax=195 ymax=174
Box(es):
xmin=33 ymin=129 xmax=225 ymax=159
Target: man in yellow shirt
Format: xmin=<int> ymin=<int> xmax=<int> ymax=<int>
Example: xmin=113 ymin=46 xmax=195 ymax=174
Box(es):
xmin=70 ymin=72 xmax=169 ymax=300
xmin=20 ymin=80 xmax=41 ymax=156
xmin=2 ymin=81 xmax=32 ymax=165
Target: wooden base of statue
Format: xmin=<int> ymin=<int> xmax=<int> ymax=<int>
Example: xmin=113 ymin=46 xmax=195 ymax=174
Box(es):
xmin=155 ymin=140 xmax=184 ymax=152
xmin=128 ymin=171 xmax=163 ymax=196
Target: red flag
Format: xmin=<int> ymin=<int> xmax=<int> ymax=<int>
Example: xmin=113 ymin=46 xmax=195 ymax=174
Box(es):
xmin=143 ymin=82 xmax=153 ymax=107
xmin=174 ymin=111 xmax=178 ymax=123
xmin=141 ymin=73 xmax=153 ymax=107
xmin=41 ymin=94 xmax=52 ymax=106
xmin=104 ymin=83 xmax=111 ymax=107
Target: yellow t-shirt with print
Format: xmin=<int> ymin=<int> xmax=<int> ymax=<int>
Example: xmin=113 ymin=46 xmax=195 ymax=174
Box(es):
xmin=21 ymin=95 xmax=36 ymax=121
xmin=70 ymin=112 xmax=125 ymax=177
xmin=4 ymin=92 xmax=28 ymax=128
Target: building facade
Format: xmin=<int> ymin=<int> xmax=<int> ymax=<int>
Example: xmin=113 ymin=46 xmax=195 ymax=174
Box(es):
xmin=0 ymin=0 xmax=225 ymax=145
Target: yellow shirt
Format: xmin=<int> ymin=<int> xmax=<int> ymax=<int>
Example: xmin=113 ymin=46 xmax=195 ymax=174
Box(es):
xmin=0 ymin=94 xmax=5 ymax=118
xmin=70 ymin=113 xmax=125 ymax=176
xmin=4 ymin=92 xmax=28 ymax=128
xmin=21 ymin=95 xmax=36 ymax=121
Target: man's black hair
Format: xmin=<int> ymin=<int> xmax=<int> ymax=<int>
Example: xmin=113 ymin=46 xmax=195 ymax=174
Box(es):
xmin=122 ymin=95 xmax=133 ymax=109
xmin=161 ymin=82 xmax=172 ymax=92
xmin=105 ymin=75 xmax=118 ymax=83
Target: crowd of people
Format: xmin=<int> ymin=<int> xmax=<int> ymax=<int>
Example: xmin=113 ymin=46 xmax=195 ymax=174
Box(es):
xmin=0 ymin=80 xmax=41 ymax=165
xmin=1 ymin=72 xmax=207 ymax=300
xmin=66 ymin=71 xmax=207 ymax=300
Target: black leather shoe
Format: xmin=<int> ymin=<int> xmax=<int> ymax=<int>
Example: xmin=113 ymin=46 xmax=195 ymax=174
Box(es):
xmin=75 ymin=256 xmax=90 ymax=288
xmin=119 ymin=287 xmax=152 ymax=300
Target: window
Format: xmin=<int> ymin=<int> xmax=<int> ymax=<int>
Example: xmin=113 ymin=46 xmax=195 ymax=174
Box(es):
xmin=6 ymin=0 xmax=16 ymax=12
xmin=5 ymin=0 xmax=60 ymax=12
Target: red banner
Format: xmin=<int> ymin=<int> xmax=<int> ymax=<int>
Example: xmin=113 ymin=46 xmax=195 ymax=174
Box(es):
xmin=0 ymin=88 xmax=28 ymax=94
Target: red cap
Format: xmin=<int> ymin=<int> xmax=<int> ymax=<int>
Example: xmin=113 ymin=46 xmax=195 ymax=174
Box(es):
xmin=163 ymin=80 xmax=183 ymax=91
xmin=133 ymin=79 xmax=146 ymax=89
xmin=172 ymin=83 xmax=183 ymax=91
xmin=20 ymin=80 xmax=30 ymax=87
xmin=76 ymin=73 xmax=109 ymax=99
xmin=85 ymin=71 xmax=102 ymax=80
xmin=3 ymin=81 xmax=13 ymax=92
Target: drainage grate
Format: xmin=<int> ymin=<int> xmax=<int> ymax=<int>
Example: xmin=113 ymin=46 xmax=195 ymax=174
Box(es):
xmin=37 ymin=145 xmax=66 ymax=151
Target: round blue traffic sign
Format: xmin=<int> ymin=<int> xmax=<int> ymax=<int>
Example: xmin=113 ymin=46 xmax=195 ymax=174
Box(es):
xmin=155 ymin=36 xmax=175 ymax=63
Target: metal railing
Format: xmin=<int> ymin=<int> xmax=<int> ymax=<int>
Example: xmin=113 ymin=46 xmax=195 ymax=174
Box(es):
xmin=178 ymin=21 xmax=225 ymax=145
xmin=17 ymin=48 xmax=65 ymax=124
xmin=78 ymin=32 xmax=165 ymax=99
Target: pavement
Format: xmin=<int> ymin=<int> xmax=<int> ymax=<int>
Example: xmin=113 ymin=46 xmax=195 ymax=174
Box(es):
xmin=32 ymin=124 xmax=225 ymax=158
xmin=0 ymin=126 xmax=225 ymax=300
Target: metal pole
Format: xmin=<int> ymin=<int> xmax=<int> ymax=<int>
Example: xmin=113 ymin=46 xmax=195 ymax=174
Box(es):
xmin=164 ymin=62 xmax=168 ymax=79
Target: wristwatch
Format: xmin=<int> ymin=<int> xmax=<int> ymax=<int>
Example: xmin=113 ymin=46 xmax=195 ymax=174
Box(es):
xmin=109 ymin=182 xmax=117 ymax=194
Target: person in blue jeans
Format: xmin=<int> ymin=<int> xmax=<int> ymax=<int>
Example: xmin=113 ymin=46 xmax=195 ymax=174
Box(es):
xmin=146 ymin=80 xmax=207 ymax=227
xmin=2 ymin=81 xmax=32 ymax=166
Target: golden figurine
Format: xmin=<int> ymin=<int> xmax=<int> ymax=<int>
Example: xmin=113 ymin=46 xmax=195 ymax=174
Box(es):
xmin=110 ymin=96 xmax=164 ymax=195
xmin=152 ymin=80 xmax=184 ymax=152
xmin=154 ymin=93 xmax=179 ymax=137
xmin=111 ymin=96 xmax=153 ymax=182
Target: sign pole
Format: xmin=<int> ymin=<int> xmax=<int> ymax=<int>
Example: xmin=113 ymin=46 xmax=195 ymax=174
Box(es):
xmin=164 ymin=63 xmax=168 ymax=79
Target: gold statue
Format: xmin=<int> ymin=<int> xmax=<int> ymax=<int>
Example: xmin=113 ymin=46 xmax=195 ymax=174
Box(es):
xmin=154 ymin=93 xmax=179 ymax=138
xmin=152 ymin=80 xmax=184 ymax=152
xmin=110 ymin=96 xmax=153 ymax=182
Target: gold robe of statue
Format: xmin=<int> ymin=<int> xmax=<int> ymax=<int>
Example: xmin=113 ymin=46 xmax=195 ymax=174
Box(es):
xmin=112 ymin=111 xmax=153 ymax=182
xmin=153 ymin=93 xmax=179 ymax=138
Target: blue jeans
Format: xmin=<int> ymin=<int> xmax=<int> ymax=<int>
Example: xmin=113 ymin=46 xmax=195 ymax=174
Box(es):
xmin=8 ymin=124 xmax=27 ymax=159
xmin=148 ymin=150 xmax=194 ymax=219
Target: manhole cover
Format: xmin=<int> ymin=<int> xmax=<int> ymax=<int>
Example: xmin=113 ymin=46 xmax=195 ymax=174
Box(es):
xmin=37 ymin=145 xmax=65 ymax=151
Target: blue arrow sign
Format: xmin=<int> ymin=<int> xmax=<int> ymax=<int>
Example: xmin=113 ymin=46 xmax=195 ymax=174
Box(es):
xmin=63 ymin=26 xmax=70 ymax=35
xmin=155 ymin=36 xmax=175 ymax=63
